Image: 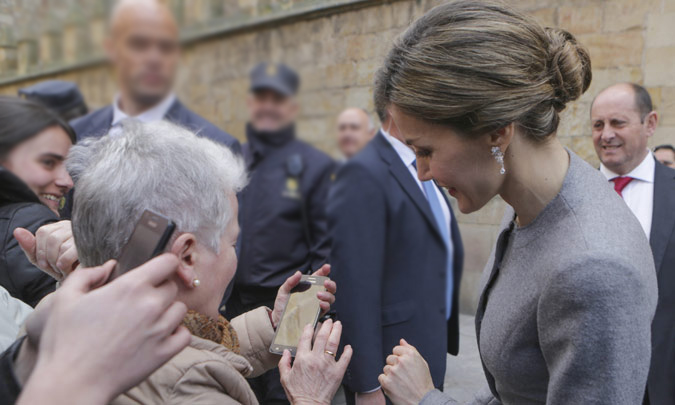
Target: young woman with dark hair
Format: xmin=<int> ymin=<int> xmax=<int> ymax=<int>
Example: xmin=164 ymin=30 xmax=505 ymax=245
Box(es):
xmin=0 ymin=96 xmax=76 ymax=307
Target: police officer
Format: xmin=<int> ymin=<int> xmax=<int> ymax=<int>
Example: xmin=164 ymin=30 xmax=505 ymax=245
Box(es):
xmin=18 ymin=80 xmax=88 ymax=122
xmin=225 ymin=62 xmax=334 ymax=404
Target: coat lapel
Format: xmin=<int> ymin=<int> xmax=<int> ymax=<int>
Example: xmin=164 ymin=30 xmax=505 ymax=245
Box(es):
xmin=164 ymin=99 xmax=186 ymax=122
xmin=649 ymin=161 xmax=675 ymax=274
xmin=373 ymin=132 xmax=444 ymax=241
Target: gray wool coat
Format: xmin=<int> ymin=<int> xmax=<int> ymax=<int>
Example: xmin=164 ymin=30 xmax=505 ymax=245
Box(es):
xmin=421 ymin=151 xmax=657 ymax=405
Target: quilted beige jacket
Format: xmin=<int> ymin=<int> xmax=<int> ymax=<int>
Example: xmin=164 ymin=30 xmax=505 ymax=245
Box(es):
xmin=112 ymin=306 xmax=278 ymax=405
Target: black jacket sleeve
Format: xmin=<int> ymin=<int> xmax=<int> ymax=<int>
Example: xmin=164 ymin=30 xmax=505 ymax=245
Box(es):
xmin=0 ymin=335 xmax=26 ymax=404
xmin=1 ymin=204 xmax=58 ymax=307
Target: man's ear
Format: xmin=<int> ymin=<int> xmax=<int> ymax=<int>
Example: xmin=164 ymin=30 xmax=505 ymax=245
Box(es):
xmin=488 ymin=123 xmax=516 ymax=151
xmin=644 ymin=111 xmax=659 ymax=137
xmin=169 ymin=233 xmax=198 ymax=288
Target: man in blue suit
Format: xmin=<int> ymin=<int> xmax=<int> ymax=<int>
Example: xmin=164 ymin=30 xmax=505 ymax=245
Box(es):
xmin=70 ymin=0 xmax=239 ymax=153
xmin=328 ymin=95 xmax=463 ymax=403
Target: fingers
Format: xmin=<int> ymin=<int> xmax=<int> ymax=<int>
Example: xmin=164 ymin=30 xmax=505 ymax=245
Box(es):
xmin=44 ymin=225 xmax=73 ymax=272
xmin=312 ymin=319 xmax=333 ymax=354
xmin=156 ymin=325 xmax=191 ymax=361
xmin=317 ymin=290 xmax=335 ymax=304
xmin=153 ymin=301 xmax=188 ymax=338
xmin=121 ymin=254 xmax=179 ymax=286
xmin=13 ymin=228 xmax=37 ymax=265
xmin=312 ymin=263 xmax=331 ymax=277
xmin=279 ymin=271 xmax=302 ymax=295
xmin=386 ymin=354 xmax=399 ymax=366
xmin=297 ymin=323 xmax=314 ymax=354
xmin=55 ymin=239 xmax=79 ymax=275
xmin=324 ymin=320 xmax=341 ymax=356
xmin=335 ymin=344 xmax=352 ymax=375
xmin=323 ymin=279 xmax=336 ymax=294
xmin=63 ymin=260 xmax=116 ymax=293
xmin=278 ymin=349 xmax=292 ymax=383
xmin=392 ymin=343 xmax=415 ymax=356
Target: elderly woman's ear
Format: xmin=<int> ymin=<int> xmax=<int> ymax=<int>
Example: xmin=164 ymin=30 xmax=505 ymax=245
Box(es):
xmin=169 ymin=233 xmax=198 ymax=288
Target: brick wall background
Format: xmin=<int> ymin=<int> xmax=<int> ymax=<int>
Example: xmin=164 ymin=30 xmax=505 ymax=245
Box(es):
xmin=1 ymin=0 xmax=674 ymax=314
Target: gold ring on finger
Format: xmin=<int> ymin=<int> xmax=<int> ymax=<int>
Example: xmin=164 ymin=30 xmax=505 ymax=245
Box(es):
xmin=324 ymin=350 xmax=336 ymax=357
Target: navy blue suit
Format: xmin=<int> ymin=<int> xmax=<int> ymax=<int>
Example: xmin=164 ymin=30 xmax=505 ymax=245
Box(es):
xmin=646 ymin=160 xmax=675 ymax=405
xmin=328 ymin=131 xmax=464 ymax=393
xmin=70 ymin=99 xmax=241 ymax=154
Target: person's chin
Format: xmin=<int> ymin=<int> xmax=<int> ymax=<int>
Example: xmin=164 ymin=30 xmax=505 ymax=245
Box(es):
xmin=133 ymin=87 xmax=170 ymax=105
xmin=39 ymin=197 xmax=61 ymax=215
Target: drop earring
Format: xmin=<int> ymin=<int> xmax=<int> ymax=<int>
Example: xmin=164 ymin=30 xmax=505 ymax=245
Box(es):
xmin=491 ymin=146 xmax=506 ymax=175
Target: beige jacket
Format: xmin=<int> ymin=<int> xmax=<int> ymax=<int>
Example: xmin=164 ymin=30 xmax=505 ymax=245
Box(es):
xmin=112 ymin=306 xmax=279 ymax=405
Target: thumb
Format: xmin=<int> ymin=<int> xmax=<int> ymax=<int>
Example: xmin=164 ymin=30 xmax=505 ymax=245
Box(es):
xmin=280 ymin=271 xmax=302 ymax=295
xmin=278 ymin=349 xmax=292 ymax=382
xmin=13 ymin=228 xmax=37 ymax=264
xmin=62 ymin=260 xmax=117 ymax=293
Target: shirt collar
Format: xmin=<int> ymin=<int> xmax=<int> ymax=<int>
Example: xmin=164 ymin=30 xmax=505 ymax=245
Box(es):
xmin=600 ymin=150 xmax=655 ymax=183
xmin=111 ymin=93 xmax=176 ymax=126
xmin=382 ymin=128 xmax=416 ymax=168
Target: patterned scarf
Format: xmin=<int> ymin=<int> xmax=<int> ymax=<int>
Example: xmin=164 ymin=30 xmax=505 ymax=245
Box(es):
xmin=182 ymin=310 xmax=240 ymax=354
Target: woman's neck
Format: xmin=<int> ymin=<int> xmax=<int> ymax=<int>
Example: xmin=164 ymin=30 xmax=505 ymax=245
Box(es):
xmin=499 ymin=136 xmax=570 ymax=227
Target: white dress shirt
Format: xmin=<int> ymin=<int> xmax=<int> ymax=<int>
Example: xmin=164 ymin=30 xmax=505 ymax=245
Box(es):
xmin=109 ymin=93 xmax=176 ymax=136
xmin=600 ymin=150 xmax=655 ymax=239
xmin=382 ymin=129 xmax=452 ymax=252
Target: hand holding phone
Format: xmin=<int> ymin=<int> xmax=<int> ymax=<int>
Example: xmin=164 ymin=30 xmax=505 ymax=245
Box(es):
xmin=109 ymin=210 xmax=176 ymax=281
xmin=270 ymin=274 xmax=329 ymax=356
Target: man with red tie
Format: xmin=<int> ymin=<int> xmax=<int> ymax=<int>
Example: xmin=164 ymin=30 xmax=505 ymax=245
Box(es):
xmin=591 ymin=82 xmax=675 ymax=405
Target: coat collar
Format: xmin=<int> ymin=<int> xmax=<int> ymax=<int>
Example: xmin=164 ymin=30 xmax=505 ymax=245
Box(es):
xmin=0 ymin=168 xmax=41 ymax=207
xmin=650 ymin=160 xmax=675 ymax=273
xmin=372 ymin=130 xmax=444 ymax=242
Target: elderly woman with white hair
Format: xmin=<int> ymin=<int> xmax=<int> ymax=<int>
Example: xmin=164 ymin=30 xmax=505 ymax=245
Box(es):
xmin=48 ymin=120 xmax=351 ymax=404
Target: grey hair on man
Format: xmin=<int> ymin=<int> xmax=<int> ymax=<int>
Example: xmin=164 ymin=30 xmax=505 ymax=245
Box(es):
xmin=67 ymin=120 xmax=247 ymax=267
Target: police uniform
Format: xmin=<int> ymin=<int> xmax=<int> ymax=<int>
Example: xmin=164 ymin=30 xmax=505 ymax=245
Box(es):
xmin=18 ymin=80 xmax=88 ymax=122
xmin=225 ymin=63 xmax=334 ymax=405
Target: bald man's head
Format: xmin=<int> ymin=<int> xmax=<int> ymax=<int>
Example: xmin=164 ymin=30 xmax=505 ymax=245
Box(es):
xmin=337 ymin=108 xmax=375 ymax=159
xmin=590 ymin=83 xmax=658 ymax=175
xmin=105 ymin=0 xmax=180 ymax=108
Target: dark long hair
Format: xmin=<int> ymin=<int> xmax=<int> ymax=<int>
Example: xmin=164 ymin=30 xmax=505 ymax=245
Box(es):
xmin=0 ymin=96 xmax=77 ymax=161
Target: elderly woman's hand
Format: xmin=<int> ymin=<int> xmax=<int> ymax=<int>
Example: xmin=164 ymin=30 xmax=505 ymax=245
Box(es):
xmin=271 ymin=264 xmax=336 ymax=328
xmin=279 ymin=319 xmax=352 ymax=405
xmin=14 ymin=220 xmax=79 ymax=281
xmin=378 ymin=339 xmax=436 ymax=405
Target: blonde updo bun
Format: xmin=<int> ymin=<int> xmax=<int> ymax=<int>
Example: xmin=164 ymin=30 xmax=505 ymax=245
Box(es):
xmin=375 ymin=0 xmax=593 ymax=142
xmin=546 ymin=27 xmax=592 ymax=112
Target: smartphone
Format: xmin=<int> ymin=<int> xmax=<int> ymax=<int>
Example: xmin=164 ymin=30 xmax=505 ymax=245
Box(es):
xmin=269 ymin=274 xmax=328 ymax=356
xmin=109 ymin=210 xmax=176 ymax=281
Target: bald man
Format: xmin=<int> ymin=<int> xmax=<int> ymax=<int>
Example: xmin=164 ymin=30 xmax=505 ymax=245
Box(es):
xmin=336 ymin=108 xmax=375 ymax=159
xmin=591 ymin=82 xmax=675 ymax=405
xmin=70 ymin=0 xmax=239 ymax=152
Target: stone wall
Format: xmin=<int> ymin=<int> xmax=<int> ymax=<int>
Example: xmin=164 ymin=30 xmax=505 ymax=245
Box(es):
xmin=1 ymin=0 xmax=674 ymax=314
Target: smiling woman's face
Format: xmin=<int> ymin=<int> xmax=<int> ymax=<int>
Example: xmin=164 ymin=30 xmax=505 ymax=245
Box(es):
xmin=1 ymin=125 xmax=74 ymax=215
xmin=390 ymin=106 xmax=503 ymax=214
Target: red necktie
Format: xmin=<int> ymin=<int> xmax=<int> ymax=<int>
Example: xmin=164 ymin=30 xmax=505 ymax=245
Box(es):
xmin=611 ymin=176 xmax=633 ymax=197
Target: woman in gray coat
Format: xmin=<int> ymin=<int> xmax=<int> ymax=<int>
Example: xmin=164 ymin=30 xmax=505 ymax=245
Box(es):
xmin=375 ymin=1 xmax=657 ymax=404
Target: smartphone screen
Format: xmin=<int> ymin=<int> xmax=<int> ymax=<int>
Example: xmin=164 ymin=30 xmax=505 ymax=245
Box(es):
xmin=109 ymin=210 xmax=176 ymax=281
xmin=270 ymin=275 xmax=328 ymax=356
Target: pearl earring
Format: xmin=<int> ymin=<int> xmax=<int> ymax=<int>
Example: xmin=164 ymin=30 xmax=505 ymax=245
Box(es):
xmin=192 ymin=278 xmax=201 ymax=288
xmin=491 ymin=146 xmax=506 ymax=175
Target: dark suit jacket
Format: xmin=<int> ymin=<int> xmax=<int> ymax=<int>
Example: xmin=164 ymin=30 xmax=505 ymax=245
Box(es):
xmin=647 ymin=160 xmax=675 ymax=405
xmin=69 ymin=99 xmax=241 ymax=154
xmin=327 ymin=132 xmax=464 ymax=393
